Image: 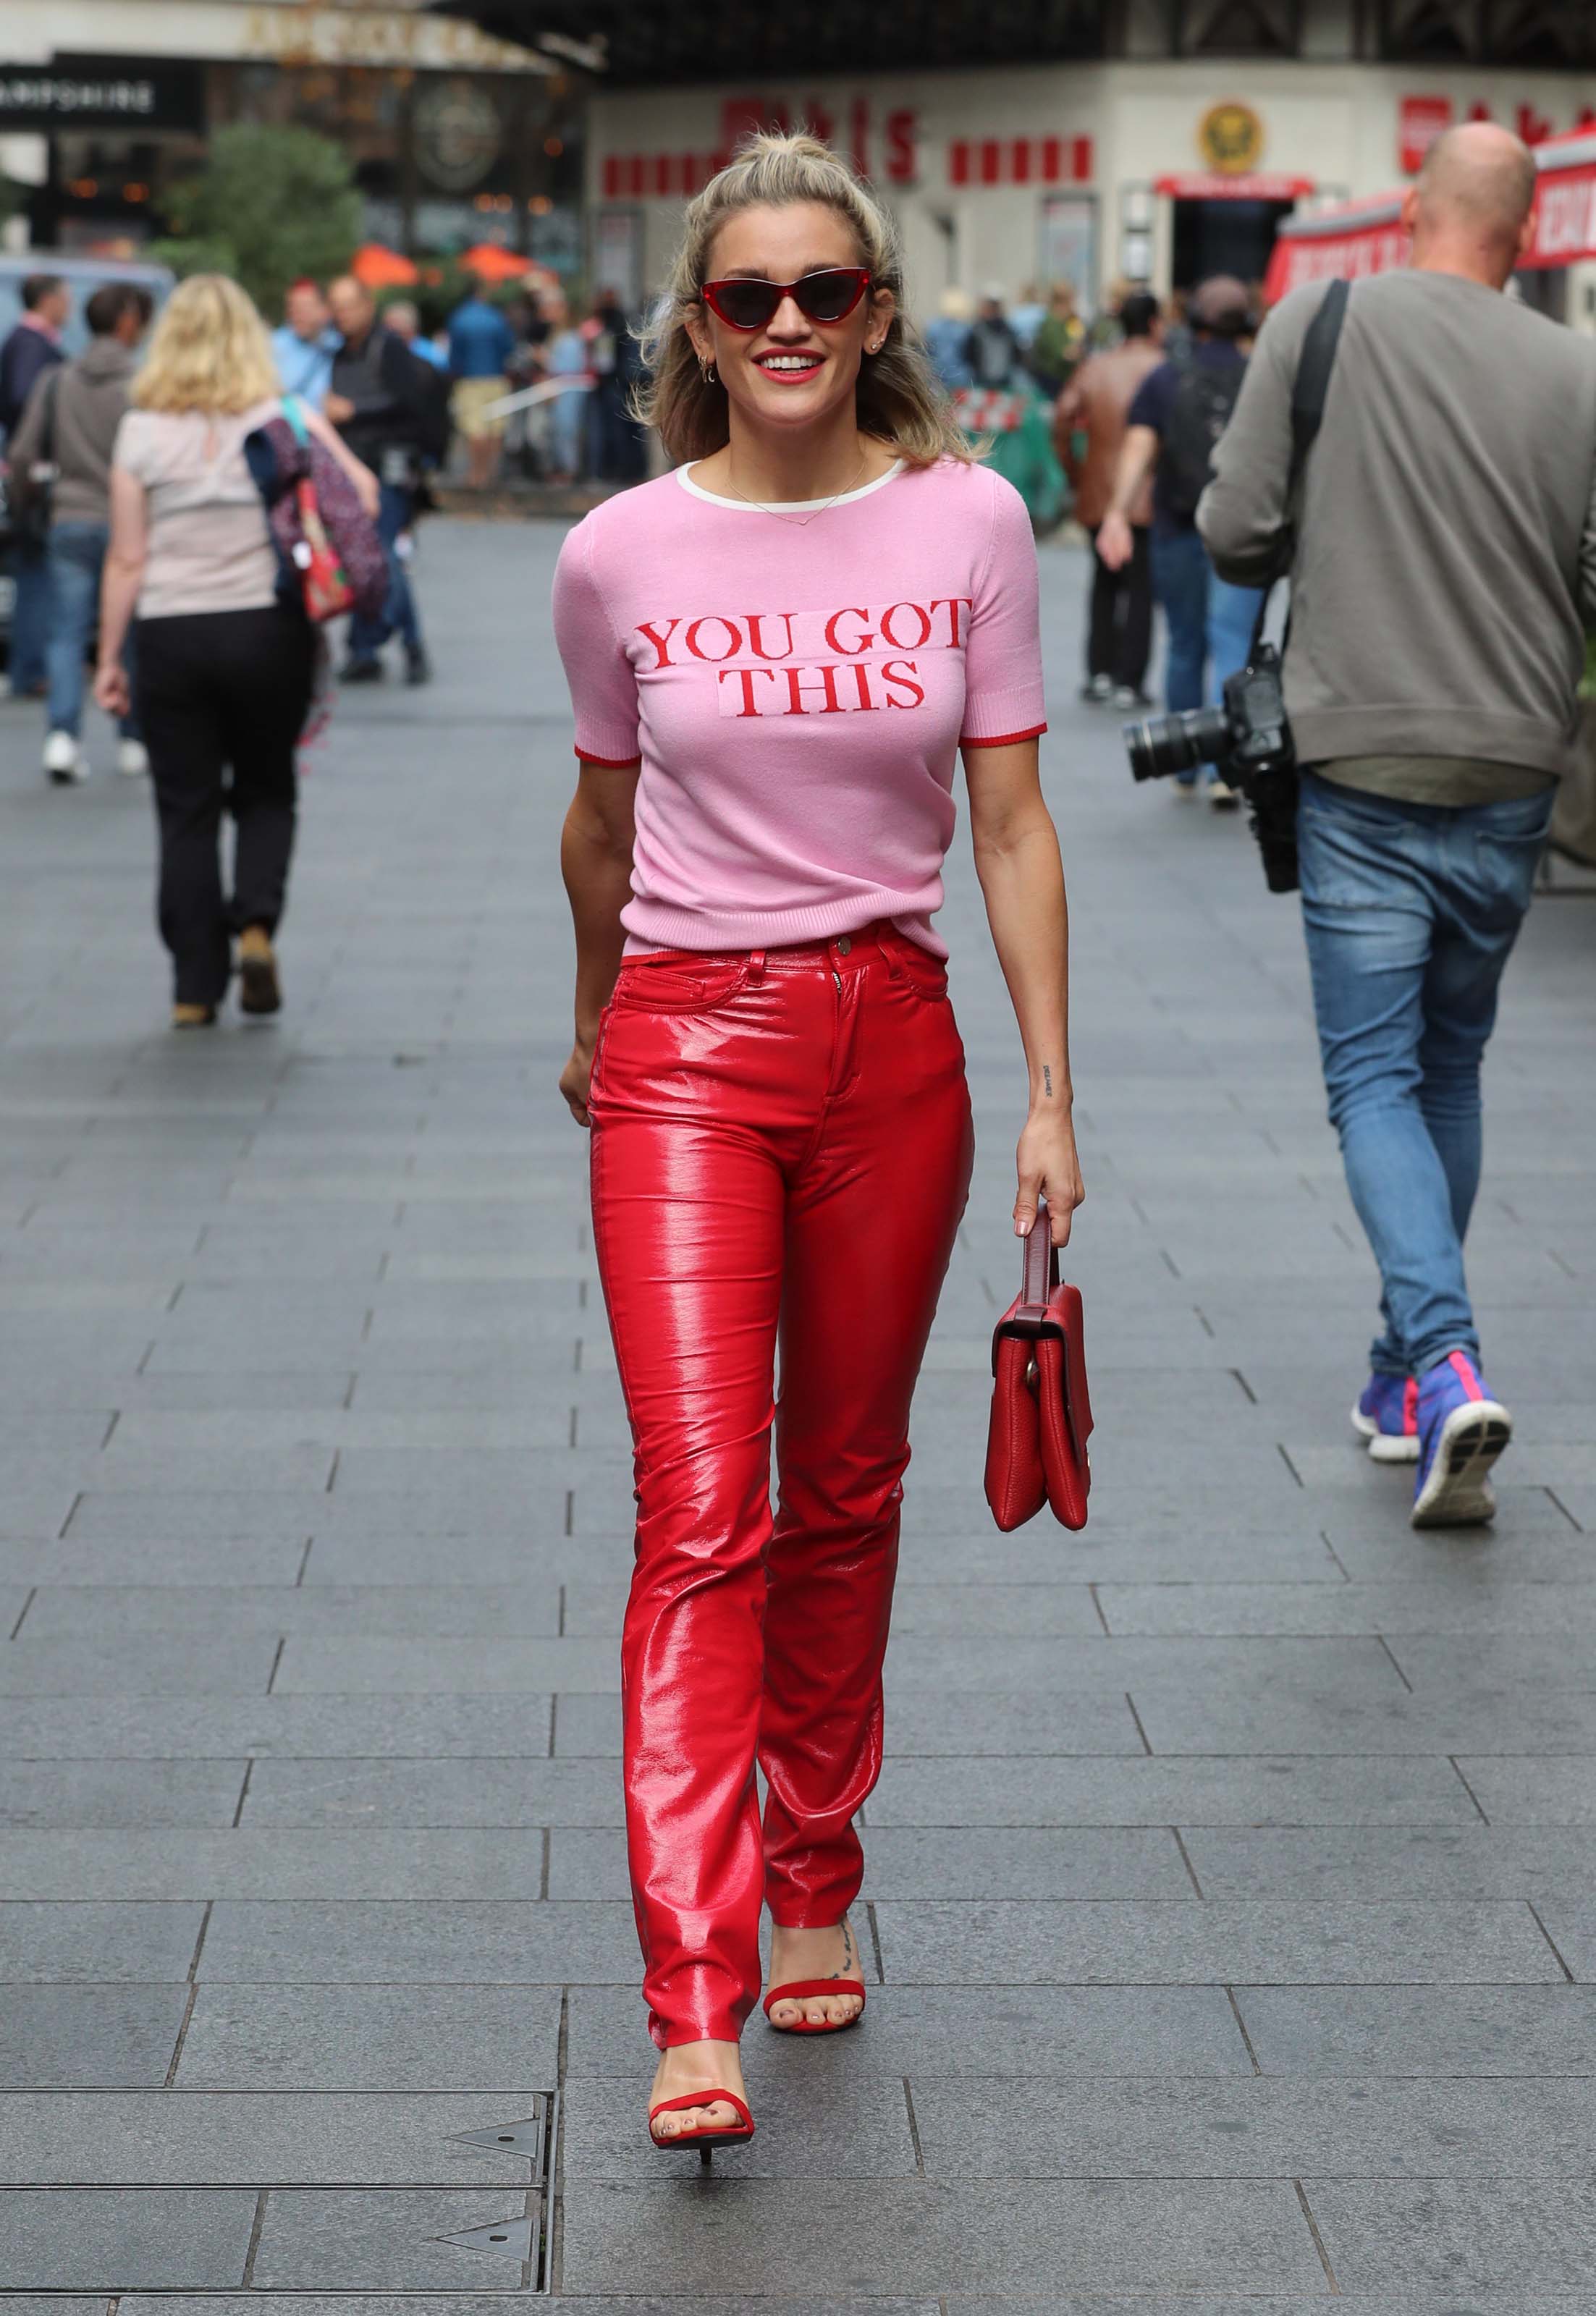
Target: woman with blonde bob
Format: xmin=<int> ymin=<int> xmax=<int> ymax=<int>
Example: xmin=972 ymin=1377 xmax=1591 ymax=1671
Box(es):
xmin=96 ymin=274 xmax=375 ymax=1026
xmin=554 ymin=131 xmax=1083 ymax=2154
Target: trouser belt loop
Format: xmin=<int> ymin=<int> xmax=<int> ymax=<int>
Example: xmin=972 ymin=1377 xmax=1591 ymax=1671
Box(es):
xmin=748 ymin=950 xmax=767 ymax=984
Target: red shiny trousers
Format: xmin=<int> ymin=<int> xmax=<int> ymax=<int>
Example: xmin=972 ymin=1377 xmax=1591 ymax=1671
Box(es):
xmin=588 ymin=924 xmax=974 ymax=2049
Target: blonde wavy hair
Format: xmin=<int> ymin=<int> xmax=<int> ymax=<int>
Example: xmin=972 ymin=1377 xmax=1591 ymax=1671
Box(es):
xmin=131 ymin=274 xmax=279 ymax=415
xmin=637 ymin=130 xmax=972 ymax=469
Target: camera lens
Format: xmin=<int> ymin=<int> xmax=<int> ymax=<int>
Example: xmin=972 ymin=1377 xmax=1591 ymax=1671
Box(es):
xmin=1124 ymin=706 xmax=1230 ymax=782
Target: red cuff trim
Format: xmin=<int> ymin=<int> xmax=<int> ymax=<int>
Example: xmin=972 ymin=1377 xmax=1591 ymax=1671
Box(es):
xmin=960 ymin=722 xmax=1047 ymax=749
xmin=575 ymin=745 xmax=642 ymax=768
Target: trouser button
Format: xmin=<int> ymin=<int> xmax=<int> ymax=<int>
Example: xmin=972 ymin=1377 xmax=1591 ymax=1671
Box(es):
xmin=835 ymin=935 xmax=851 ymax=955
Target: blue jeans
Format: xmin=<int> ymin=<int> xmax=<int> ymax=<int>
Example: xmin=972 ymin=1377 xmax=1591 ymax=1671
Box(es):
xmin=46 ymin=521 xmax=138 ymax=738
xmin=347 ymin=481 xmax=421 ymax=662
xmin=1297 ymin=769 xmax=1553 ymax=1377
xmin=1149 ymin=526 xmax=1264 ymax=781
xmin=10 ymin=541 xmax=50 ymax=692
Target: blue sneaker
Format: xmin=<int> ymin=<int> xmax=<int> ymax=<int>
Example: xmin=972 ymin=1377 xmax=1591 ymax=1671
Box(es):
xmin=1411 ymin=1351 xmax=1512 ymax=1529
xmin=1351 ymin=1372 xmax=1419 ymax=1464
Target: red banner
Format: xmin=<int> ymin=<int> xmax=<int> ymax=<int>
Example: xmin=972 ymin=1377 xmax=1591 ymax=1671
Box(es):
xmin=1154 ymin=172 xmax=1315 ymax=203
xmin=1526 ymin=132 xmax=1596 ymax=267
xmin=1262 ymin=198 xmax=1410 ymax=303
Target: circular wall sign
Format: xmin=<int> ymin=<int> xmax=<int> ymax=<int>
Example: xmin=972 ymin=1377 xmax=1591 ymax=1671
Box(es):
xmin=413 ymin=77 xmax=502 ymax=192
xmin=1197 ymin=101 xmax=1264 ymax=177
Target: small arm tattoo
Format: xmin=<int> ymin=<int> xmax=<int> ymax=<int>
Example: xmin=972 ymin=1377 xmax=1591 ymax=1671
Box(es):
xmin=1042 ymin=1065 xmax=1053 ymax=1098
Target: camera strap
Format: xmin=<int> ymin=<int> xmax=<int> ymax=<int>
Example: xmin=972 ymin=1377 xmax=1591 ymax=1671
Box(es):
xmin=1249 ymin=275 xmax=1351 ymax=659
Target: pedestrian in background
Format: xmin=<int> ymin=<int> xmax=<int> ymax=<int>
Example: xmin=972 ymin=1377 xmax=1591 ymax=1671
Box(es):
xmin=7 ymin=280 xmax=153 ymax=785
xmin=923 ymin=286 xmax=974 ymax=393
xmin=1 ymin=272 xmax=70 ymax=699
xmin=1097 ymin=274 xmax=1262 ymax=806
xmin=1201 ymin=124 xmax=1596 ymax=1525
xmin=270 ymin=279 xmax=337 ymax=410
xmin=447 ymin=280 xmax=515 ymax=491
xmin=586 ymin=286 xmax=643 ymax=483
xmin=964 ymin=285 xmax=1023 ymax=390
xmin=1026 ymin=282 xmax=1086 ymax=400
xmin=1055 ymin=290 xmax=1162 ymax=708
xmin=543 ymin=293 xmax=589 ymax=483
xmin=387 ymin=300 xmax=447 ymax=370
xmin=94 ymin=274 xmax=374 ymax=1028
xmin=326 ymin=274 xmax=431 ymax=684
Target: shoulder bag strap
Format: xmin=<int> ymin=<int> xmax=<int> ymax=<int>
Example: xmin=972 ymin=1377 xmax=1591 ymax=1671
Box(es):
xmin=1249 ymin=275 xmax=1352 ymax=656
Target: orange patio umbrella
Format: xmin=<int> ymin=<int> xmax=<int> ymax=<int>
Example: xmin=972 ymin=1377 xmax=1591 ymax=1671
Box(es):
xmin=351 ymin=242 xmax=418 ymax=288
xmin=460 ymin=242 xmax=531 ymax=282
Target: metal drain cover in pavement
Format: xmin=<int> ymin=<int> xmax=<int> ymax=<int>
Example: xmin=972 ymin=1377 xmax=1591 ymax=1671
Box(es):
xmin=437 ymin=2089 xmax=558 ymax=2288
xmin=438 ymin=2211 xmax=539 ymax=2261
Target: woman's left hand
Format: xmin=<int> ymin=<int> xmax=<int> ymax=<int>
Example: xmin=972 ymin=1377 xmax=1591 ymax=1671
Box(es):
xmin=1014 ymin=1111 xmax=1085 ymax=1246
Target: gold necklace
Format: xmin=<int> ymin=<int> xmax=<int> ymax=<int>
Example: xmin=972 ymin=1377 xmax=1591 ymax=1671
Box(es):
xmin=723 ymin=448 xmax=871 ymax=528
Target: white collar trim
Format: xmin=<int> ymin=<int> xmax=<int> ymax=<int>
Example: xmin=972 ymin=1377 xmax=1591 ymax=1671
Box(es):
xmin=676 ymin=457 xmax=905 ymax=512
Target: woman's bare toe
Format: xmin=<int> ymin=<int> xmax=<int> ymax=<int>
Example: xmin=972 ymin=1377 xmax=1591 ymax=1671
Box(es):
xmin=767 ymin=1915 xmax=866 ymax=2029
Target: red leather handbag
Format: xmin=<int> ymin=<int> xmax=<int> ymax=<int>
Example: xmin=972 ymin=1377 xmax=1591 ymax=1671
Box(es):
xmin=984 ymin=1199 xmax=1092 ymax=1531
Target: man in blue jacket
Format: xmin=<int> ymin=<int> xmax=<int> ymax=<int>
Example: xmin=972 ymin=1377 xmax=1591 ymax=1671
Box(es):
xmin=447 ymin=287 xmax=515 ymax=491
xmin=1 ymin=274 xmax=71 ymax=697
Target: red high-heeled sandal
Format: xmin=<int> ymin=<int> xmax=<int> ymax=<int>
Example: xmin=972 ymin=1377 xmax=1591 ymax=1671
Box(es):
xmin=762 ymin=1977 xmax=867 ymax=2034
xmin=648 ymin=2088 xmax=755 ymax=2156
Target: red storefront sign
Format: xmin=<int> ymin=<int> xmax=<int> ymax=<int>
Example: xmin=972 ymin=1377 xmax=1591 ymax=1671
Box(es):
xmin=1525 ymin=130 xmax=1596 ymax=266
xmin=1154 ymin=172 xmax=1314 ymax=201
xmin=1399 ymin=96 xmax=1452 ymax=176
xmin=1262 ymin=195 xmax=1410 ymax=303
xmin=947 ymin=135 xmax=1092 ymax=187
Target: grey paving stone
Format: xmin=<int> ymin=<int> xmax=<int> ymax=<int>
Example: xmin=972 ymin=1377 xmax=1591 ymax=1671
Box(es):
xmin=558 ymin=2178 xmax=1325 ymax=2295
xmin=1181 ymin=1825 xmax=1596 ymax=1901
xmin=1100 ymin=1578 xmax=1596 ymax=1636
xmin=177 ymin=1983 xmax=562 ymax=2089
xmin=242 ymin=1756 xmax=620 ymax=1826
xmin=0 ymin=1902 xmax=203 ymax=1981
xmin=1236 ymin=1983 xmax=1596 ymax=2074
xmin=0 ymin=1637 xmax=279 ymax=1696
xmin=250 ymin=2188 xmax=533 ymax=2288
xmin=0 ymin=1986 xmax=187 ymax=2087
xmin=1528 ymin=1896 xmax=1596 ymax=1981
xmin=1128 ymin=1682 xmax=1596 ymax=1757
xmin=197 ymin=1898 xmax=638 ymax=1982
xmin=0 ymin=1694 xmax=555 ymax=1759
xmin=872 ymin=1899 xmax=1559 ymax=1983
xmin=1305 ymin=2178 xmax=1596 ymax=2291
xmin=0 ymin=2187 xmax=256 ymax=2289
xmin=1454 ymin=1754 xmax=1596 ymax=1822
xmin=124 ymin=2303 xmax=936 ymax=2316
xmin=21 ymin=1582 xmax=565 ymax=1639
xmin=550 ymin=1825 xmax=1194 ymax=1903
xmin=0 ymin=1535 xmax=308 ymax=1587
xmin=866 ymin=1754 xmax=1476 ymax=1826
xmin=0 ymin=2094 xmax=530 ymax=2184
xmin=0 ymin=1828 xmax=562 ymax=1901
xmin=0 ymin=1759 xmax=246 ymax=1827
xmin=909 ymin=2072 xmax=1596 ymax=2176
xmin=274 ymin=1635 xmax=617 ymax=1693
xmin=562 ymin=1985 xmax=1252 ymax=2079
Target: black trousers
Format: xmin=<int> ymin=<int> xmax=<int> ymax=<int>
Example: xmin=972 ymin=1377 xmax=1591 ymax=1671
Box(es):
xmin=137 ymin=605 xmax=316 ymax=1006
xmin=1086 ymin=524 xmax=1153 ymax=693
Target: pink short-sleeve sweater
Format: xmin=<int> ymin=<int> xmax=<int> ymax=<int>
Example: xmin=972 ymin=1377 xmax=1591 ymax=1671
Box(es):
xmin=551 ymin=454 xmax=1047 ymax=957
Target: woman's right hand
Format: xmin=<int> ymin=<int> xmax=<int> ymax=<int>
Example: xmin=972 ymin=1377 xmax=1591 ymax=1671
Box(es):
xmin=94 ymin=661 xmax=131 ymax=719
xmin=560 ymin=1034 xmax=596 ymax=1127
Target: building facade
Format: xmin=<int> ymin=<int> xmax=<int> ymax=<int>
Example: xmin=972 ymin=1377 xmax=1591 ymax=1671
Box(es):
xmin=582 ymin=20 xmax=1596 ymax=318
xmin=0 ymin=1 xmax=586 ymax=270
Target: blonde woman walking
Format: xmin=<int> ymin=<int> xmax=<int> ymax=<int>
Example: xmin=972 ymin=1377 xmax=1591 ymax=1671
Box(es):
xmin=554 ymin=132 xmax=1082 ymax=2153
xmin=96 ymin=274 xmax=375 ymax=1026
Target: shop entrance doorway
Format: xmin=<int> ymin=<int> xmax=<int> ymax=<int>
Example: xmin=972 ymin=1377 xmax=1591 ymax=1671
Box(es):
xmin=1173 ymin=198 xmax=1296 ymax=295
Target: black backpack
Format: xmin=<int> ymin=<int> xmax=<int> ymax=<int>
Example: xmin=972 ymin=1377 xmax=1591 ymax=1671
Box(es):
xmin=1160 ymin=359 xmax=1246 ymax=522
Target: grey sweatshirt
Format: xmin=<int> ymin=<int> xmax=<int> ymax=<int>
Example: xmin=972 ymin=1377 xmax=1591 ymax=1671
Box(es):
xmin=1198 ymin=269 xmax=1596 ymax=787
xmin=7 ymin=335 xmax=139 ymax=529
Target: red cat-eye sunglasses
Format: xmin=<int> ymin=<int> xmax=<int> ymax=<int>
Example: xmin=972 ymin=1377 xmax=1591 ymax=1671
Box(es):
xmin=699 ymin=268 xmax=872 ymax=333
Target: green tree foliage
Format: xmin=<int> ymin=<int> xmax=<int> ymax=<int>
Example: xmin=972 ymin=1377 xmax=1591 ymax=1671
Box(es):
xmin=152 ymin=125 xmax=361 ymax=316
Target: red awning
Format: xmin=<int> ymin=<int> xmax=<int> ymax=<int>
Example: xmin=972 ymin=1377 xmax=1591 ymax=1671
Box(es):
xmin=1155 ymin=172 xmax=1316 ymax=203
xmin=1263 ymin=194 xmax=1410 ymax=303
xmin=1526 ymin=130 xmax=1596 ymax=268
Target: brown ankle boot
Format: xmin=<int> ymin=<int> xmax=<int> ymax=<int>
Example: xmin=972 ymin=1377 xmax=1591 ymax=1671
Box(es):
xmin=237 ymin=926 xmax=281 ymax=1016
xmin=171 ymin=1002 xmax=216 ymax=1029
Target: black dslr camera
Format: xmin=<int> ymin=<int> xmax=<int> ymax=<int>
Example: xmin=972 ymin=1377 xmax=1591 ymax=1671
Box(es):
xmin=1121 ymin=642 xmax=1299 ymax=892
